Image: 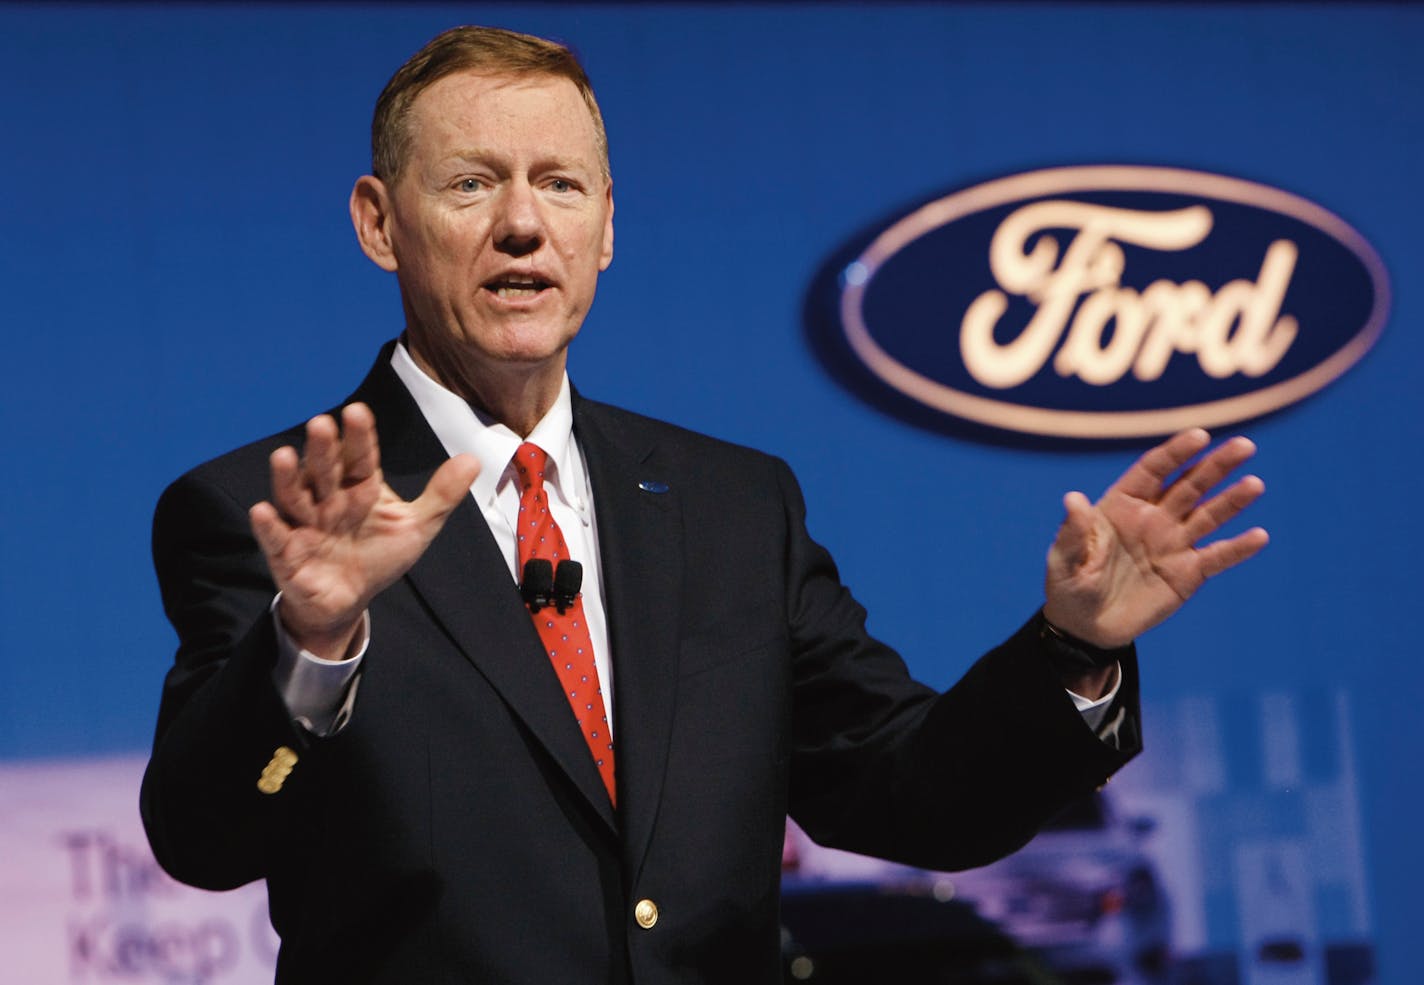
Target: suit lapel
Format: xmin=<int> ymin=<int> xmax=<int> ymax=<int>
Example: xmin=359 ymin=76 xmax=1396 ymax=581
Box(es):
xmin=573 ymin=399 xmax=682 ymax=882
xmin=347 ymin=347 xmax=618 ymax=833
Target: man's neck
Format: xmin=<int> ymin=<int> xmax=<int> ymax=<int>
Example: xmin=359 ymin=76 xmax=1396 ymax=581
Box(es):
xmin=406 ymin=339 xmax=565 ymax=438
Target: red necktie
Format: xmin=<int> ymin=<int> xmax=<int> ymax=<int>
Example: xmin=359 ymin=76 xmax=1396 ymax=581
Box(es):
xmin=513 ymin=442 xmax=616 ymax=805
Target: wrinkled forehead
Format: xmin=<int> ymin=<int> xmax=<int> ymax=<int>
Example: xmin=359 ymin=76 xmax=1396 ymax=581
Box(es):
xmin=406 ymin=70 xmax=609 ymax=174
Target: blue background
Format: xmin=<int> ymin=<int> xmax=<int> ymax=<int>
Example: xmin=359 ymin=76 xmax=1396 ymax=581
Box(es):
xmin=1 ymin=2 xmax=1419 ymax=980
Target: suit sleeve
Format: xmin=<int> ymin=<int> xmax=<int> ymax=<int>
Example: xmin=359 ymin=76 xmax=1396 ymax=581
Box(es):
xmin=777 ymin=458 xmax=1141 ymax=872
xmin=141 ymin=469 xmax=318 ymax=891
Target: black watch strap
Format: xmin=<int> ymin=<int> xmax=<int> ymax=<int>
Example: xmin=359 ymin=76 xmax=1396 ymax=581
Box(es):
xmin=1036 ymin=609 xmax=1133 ymax=673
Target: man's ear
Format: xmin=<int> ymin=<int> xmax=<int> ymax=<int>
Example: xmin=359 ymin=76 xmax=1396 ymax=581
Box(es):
xmin=599 ymin=178 xmax=614 ymax=272
xmin=350 ymin=175 xmax=399 ymax=272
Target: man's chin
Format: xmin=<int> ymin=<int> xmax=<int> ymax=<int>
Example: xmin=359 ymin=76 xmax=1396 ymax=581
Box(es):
xmin=411 ymin=323 xmax=574 ymax=365
xmin=481 ymin=339 xmax=575 ymax=371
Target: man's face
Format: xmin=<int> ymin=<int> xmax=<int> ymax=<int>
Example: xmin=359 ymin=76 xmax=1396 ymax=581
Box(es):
xmin=376 ymin=71 xmax=613 ymax=380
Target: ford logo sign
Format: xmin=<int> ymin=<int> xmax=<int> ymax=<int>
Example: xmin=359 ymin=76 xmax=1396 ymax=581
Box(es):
xmin=810 ymin=166 xmax=1389 ymax=439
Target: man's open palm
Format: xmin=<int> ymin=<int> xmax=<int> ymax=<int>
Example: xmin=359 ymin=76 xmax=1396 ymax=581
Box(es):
xmin=248 ymin=402 xmax=480 ymax=659
xmin=1043 ymin=428 xmax=1269 ymax=648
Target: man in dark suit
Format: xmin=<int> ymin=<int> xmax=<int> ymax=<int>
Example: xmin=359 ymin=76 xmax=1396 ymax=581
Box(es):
xmin=141 ymin=26 xmax=1267 ymax=985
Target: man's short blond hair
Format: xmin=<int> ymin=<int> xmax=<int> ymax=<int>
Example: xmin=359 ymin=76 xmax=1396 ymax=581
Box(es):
xmin=371 ymin=25 xmax=609 ymax=183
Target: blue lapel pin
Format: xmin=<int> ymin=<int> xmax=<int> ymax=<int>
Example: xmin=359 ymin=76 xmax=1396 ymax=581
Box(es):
xmin=638 ymin=480 xmax=669 ymax=494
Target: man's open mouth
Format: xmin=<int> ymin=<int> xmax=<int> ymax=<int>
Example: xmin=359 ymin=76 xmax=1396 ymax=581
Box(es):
xmin=486 ymin=276 xmax=550 ymax=299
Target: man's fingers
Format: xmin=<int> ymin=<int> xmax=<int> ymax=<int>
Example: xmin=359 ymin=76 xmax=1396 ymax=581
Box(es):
xmin=269 ymin=445 xmax=316 ymax=526
xmin=1197 ymin=526 xmax=1270 ymax=579
xmin=1184 ymin=473 xmax=1266 ymax=542
xmin=413 ymin=453 xmax=481 ymax=525
xmin=303 ymin=414 xmax=342 ymax=502
xmin=1112 ymin=428 xmax=1212 ymax=500
xmin=340 ymin=402 xmax=381 ymax=485
xmin=249 ymin=500 xmax=293 ymax=566
xmin=1160 ymin=436 xmax=1258 ymax=519
xmin=1050 ymin=490 xmax=1095 ymax=570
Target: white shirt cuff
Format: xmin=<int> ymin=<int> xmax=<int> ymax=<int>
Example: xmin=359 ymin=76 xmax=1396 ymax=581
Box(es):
xmin=270 ymin=595 xmax=368 ymax=736
xmin=1066 ymin=662 xmax=1122 ymax=733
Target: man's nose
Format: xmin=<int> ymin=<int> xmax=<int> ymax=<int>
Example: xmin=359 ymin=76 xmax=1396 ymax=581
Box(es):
xmin=493 ymin=180 xmax=543 ymax=256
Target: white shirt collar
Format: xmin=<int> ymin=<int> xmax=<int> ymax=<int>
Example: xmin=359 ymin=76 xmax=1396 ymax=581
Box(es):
xmin=389 ymin=341 xmax=583 ymax=511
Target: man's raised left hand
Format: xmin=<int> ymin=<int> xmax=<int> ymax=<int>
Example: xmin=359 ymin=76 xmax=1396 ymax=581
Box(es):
xmin=1042 ymin=428 xmax=1269 ymax=650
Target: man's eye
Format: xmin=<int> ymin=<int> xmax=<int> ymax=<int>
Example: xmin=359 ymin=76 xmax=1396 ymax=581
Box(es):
xmin=457 ymin=178 xmax=482 ymax=192
xmin=549 ymin=178 xmax=574 ymax=193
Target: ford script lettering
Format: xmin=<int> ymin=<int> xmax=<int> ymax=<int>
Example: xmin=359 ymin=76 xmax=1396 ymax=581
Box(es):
xmin=829 ymin=166 xmax=1388 ymax=438
xmin=962 ymin=202 xmax=1298 ymax=387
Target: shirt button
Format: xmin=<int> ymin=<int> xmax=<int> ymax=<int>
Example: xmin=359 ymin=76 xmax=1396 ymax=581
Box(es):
xmin=634 ymin=898 xmax=659 ymax=929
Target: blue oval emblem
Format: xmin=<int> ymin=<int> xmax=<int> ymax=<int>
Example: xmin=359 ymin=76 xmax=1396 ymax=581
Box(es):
xmin=813 ymin=166 xmax=1389 ymax=439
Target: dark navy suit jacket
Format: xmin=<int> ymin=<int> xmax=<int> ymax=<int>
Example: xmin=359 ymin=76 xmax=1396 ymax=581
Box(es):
xmin=142 ymin=342 xmax=1139 ymax=984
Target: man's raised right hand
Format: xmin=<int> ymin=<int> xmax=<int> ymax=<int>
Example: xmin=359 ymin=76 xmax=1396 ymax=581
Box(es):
xmin=248 ymin=402 xmax=480 ymax=661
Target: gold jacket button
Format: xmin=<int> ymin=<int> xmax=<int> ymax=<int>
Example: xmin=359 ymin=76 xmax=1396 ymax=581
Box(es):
xmin=634 ymin=898 xmax=659 ymax=929
xmin=257 ymin=746 xmax=300 ymax=794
